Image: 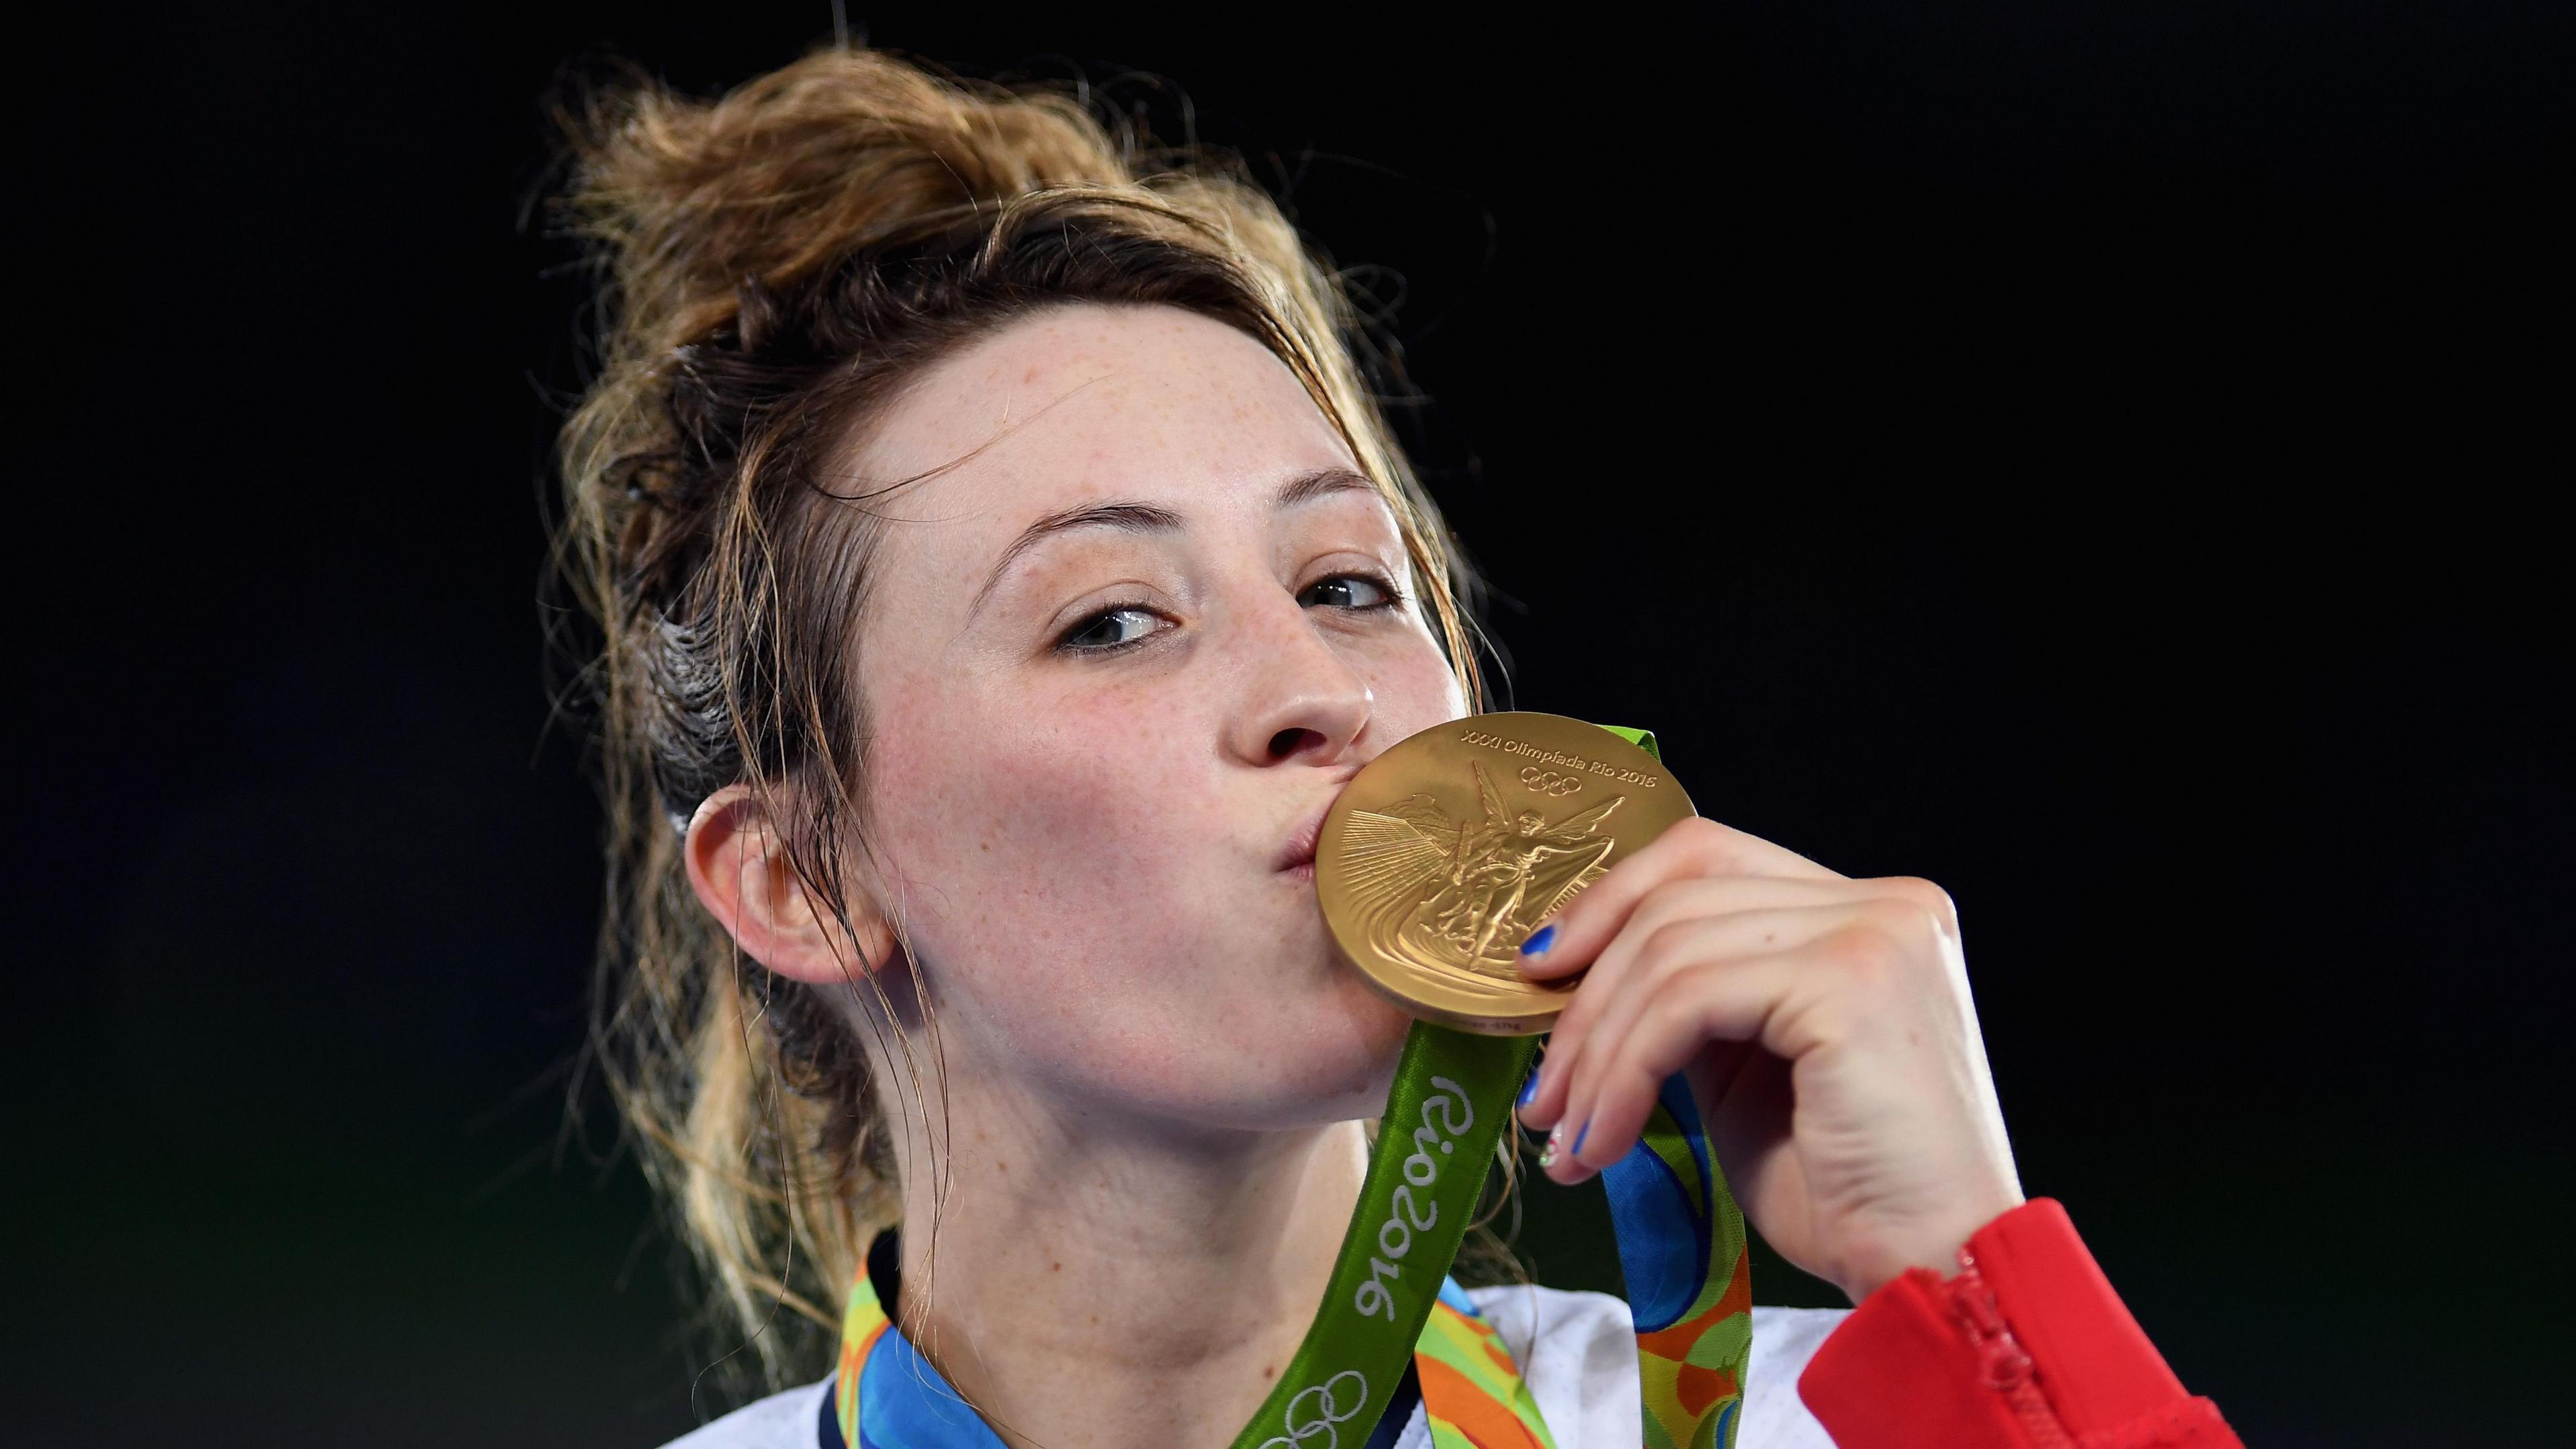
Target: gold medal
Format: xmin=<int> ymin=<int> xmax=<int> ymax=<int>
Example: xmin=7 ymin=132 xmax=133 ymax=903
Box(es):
xmin=1318 ymin=712 xmax=1697 ymax=1035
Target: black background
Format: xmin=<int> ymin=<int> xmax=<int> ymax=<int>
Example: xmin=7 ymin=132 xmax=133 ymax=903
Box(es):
xmin=13 ymin=4 xmax=2570 ymax=1446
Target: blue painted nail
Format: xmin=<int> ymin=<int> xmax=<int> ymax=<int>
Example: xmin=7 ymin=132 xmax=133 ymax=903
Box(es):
xmin=1519 ymin=923 xmax=1558 ymax=956
xmin=1518 ymin=1067 xmax=1540 ymax=1107
xmin=1571 ymin=1120 xmax=1590 ymax=1158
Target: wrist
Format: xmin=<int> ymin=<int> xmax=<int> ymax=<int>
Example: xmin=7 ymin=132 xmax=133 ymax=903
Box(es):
xmin=1839 ymin=1186 xmax=2026 ymax=1302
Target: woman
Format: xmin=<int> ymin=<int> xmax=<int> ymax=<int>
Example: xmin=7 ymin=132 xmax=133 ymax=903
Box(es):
xmin=551 ymin=45 xmax=2238 ymax=1448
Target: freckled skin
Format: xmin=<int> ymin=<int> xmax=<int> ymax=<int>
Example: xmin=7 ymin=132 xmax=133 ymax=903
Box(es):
xmin=842 ymin=303 xmax=1467 ymax=1135
xmin=682 ymin=303 xmax=2031 ymax=1446
xmin=673 ymin=303 xmax=1494 ymax=1445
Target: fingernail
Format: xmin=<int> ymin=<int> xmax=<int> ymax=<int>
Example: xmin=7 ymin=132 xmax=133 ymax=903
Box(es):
xmin=1538 ymin=1125 xmax=1561 ymax=1168
xmin=1519 ymin=923 xmax=1558 ymax=956
xmin=1517 ymin=1064 xmax=1541 ymax=1107
xmin=1571 ymin=1120 xmax=1590 ymax=1159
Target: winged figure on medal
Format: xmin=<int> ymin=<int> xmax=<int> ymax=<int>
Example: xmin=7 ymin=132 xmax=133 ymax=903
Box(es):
xmin=1335 ymin=762 xmax=1626 ymax=981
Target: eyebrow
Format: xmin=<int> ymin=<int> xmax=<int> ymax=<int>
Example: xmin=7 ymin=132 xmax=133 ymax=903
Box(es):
xmin=968 ymin=466 xmax=1379 ymax=618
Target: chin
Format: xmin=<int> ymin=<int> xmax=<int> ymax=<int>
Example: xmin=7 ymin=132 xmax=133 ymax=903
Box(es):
xmin=1296 ymin=979 xmax=1415 ymax=1114
xmin=1175 ymin=980 xmax=1409 ymax=1129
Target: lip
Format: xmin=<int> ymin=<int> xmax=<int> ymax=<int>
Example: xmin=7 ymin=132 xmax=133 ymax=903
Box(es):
xmin=1275 ymin=761 xmax=1368 ymax=879
xmin=1276 ymin=802 xmax=1329 ymax=874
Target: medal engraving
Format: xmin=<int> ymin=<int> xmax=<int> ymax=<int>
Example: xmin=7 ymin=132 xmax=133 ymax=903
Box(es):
xmin=1318 ymin=712 xmax=1695 ymax=1034
xmin=1340 ymin=762 xmax=1623 ymax=977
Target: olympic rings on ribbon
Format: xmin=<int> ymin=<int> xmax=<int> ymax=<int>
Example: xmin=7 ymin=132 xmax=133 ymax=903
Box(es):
xmin=1254 ymin=1369 xmax=1368 ymax=1449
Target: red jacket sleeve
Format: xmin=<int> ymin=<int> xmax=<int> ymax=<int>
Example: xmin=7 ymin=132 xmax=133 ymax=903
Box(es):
xmin=1794 ymin=1199 xmax=2239 ymax=1448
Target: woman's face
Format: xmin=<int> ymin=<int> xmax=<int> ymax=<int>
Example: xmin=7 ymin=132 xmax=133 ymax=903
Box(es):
xmin=842 ymin=303 xmax=1466 ymax=1132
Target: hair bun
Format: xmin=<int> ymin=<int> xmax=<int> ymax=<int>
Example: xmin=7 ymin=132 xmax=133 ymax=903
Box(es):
xmin=559 ymin=49 xmax=1134 ymax=356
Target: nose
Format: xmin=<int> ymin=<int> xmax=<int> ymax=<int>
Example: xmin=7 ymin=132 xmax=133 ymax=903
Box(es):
xmin=1228 ymin=587 xmax=1375 ymax=768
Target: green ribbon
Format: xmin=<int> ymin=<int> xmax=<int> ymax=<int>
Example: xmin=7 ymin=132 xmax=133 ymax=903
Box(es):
xmin=1228 ymin=722 xmax=1690 ymax=1449
xmin=1228 ymin=1022 xmax=1536 ymax=1449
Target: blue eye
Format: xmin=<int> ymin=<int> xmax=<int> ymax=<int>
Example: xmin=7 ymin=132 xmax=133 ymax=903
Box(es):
xmin=1057 ymin=605 xmax=1169 ymax=653
xmin=1300 ymin=574 xmax=1397 ymax=610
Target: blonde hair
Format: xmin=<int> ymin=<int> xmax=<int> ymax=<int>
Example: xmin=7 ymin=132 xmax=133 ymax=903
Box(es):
xmin=545 ymin=44 xmax=1489 ymax=1391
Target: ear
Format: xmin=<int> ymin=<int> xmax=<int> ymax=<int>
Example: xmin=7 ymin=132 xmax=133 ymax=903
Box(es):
xmin=681 ymin=784 xmax=897 ymax=987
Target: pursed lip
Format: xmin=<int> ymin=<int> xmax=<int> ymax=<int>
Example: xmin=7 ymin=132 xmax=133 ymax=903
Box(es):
xmin=1276 ymin=780 xmax=1361 ymax=873
xmin=1275 ymin=763 xmax=1368 ymax=877
xmin=1276 ymin=803 xmax=1328 ymax=874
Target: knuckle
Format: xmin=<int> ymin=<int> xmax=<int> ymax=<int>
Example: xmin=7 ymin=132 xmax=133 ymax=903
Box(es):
xmin=1636 ymin=918 xmax=1703 ymax=982
xmin=1614 ymin=1059 xmax=1664 ymax=1113
xmin=1670 ymin=816 xmax=1741 ymax=867
xmin=1550 ymin=994 xmax=1599 ymax=1046
xmin=1567 ymin=1056 xmax=1611 ymax=1114
xmin=1825 ymin=919 xmax=1907 ymax=983
xmin=1878 ymin=875 xmax=1961 ymax=934
xmin=1633 ymin=878 xmax=1704 ymax=934
xmin=1858 ymin=895 xmax=1941 ymax=948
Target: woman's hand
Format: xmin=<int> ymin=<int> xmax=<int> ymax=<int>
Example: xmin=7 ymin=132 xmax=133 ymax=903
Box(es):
xmin=1514 ymin=817 xmax=2024 ymax=1303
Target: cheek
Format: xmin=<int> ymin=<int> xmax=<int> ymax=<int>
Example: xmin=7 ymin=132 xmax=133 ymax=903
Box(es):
xmin=1364 ymin=629 xmax=1474 ymax=741
xmin=853 ymin=632 xmax=1464 ymax=1119
xmin=864 ymin=677 xmax=1226 ymax=981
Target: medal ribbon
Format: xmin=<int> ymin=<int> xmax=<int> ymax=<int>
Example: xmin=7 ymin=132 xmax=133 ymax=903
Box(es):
xmin=1226 ymin=724 xmax=1751 ymax=1449
xmin=1226 ymin=1024 xmax=1538 ymax=1449
xmin=826 ymin=724 xmax=1750 ymax=1449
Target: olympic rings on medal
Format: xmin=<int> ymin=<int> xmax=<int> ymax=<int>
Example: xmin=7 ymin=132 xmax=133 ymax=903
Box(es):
xmin=1519 ymin=765 xmax=1583 ymax=796
xmin=1254 ymin=1369 xmax=1368 ymax=1449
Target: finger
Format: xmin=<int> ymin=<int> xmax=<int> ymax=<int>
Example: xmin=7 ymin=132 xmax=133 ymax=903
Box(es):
xmin=1529 ymin=904 xmax=1863 ymax=1135
xmin=1572 ymin=877 xmax=1893 ymax=1022
xmin=1521 ymin=898 xmax=1859 ymax=1129
xmin=1519 ymin=881 xmax=1863 ymax=1125
xmin=1543 ymin=947 xmax=1813 ymax=1183
xmin=1565 ymin=877 xmax=1952 ymax=1064
xmin=1565 ymin=899 xmax=1952 ymax=1159
xmin=1515 ymin=817 xmax=1842 ymax=982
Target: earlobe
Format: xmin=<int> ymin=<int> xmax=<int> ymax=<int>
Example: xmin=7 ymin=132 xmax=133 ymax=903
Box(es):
xmin=681 ymin=785 xmax=897 ymax=987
